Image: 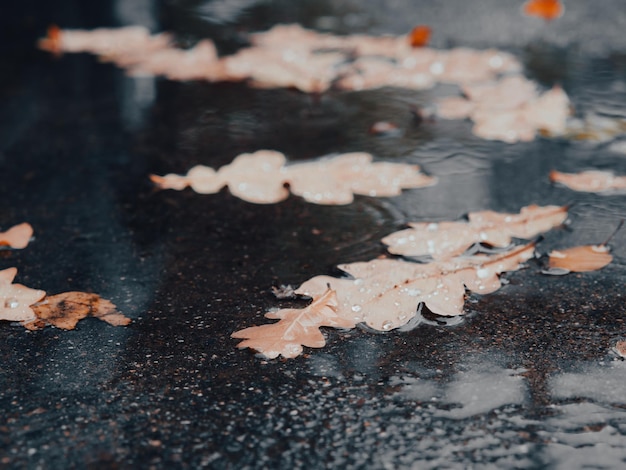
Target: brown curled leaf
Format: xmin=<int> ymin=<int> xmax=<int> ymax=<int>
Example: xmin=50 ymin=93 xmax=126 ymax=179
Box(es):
xmin=0 ymin=223 xmax=34 ymax=249
xmin=548 ymin=245 xmax=613 ymax=273
xmin=28 ymin=292 xmax=130 ymax=330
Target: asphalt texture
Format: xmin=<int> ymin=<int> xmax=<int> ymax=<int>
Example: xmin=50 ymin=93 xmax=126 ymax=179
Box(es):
xmin=3 ymin=0 xmax=626 ymax=468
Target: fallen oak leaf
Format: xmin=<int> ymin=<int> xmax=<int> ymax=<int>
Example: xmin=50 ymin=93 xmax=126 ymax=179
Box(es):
xmin=550 ymin=169 xmax=626 ymax=194
xmin=26 ymin=292 xmax=130 ymax=330
xmin=0 ymin=268 xmax=46 ymax=323
xmin=545 ymin=221 xmax=622 ymax=274
xmin=547 ymin=245 xmax=613 ymax=273
xmin=218 ymin=151 xmax=289 ymax=203
xmin=296 ymin=243 xmax=537 ymax=332
xmin=285 ymin=152 xmax=436 ymax=204
xmin=382 ymin=204 xmax=567 ymax=260
xmin=151 ymin=150 xmax=436 ymax=205
xmin=0 ymin=223 xmax=34 ymax=249
xmin=234 ymin=243 xmax=536 ymax=358
xmin=38 ymin=25 xmax=172 ymax=59
xmin=232 ymin=288 xmax=353 ymax=359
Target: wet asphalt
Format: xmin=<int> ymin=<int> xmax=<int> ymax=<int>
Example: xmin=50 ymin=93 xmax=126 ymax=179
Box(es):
xmin=3 ymin=0 xmax=626 ymax=468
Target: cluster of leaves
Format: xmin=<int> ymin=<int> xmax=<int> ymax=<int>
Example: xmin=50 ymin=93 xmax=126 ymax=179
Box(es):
xmin=38 ymin=23 xmax=520 ymax=93
xmin=38 ymin=23 xmax=578 ymax=143
xmin=0 ymin=225 xmax=130 ymax=330
xmin=232 ymin=204 xmax=616 ymax=359
xmin=151 ymin=150 xmax=436 ymax=205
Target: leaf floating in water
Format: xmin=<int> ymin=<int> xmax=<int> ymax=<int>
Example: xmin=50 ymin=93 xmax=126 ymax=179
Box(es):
xmin=550 ymin=169 xmax=626 ymax=194
xmin=39 ymin=24 xmax=579 ymax=143
xmin=286 ymin=152 xmax=436 ymax=204
xmin=234 ymin=243 xmax=536 ymax=358
xmin=382 ymin=204 xmax=567 ymax=260
xmin=0 ymin=268 xmax=46 ymax=323
xmin=408 ymin=25 xmax=431 ymax=48
xmin=151 ymin=150 xmax=436 ymax=205
xmin=547 ymin=245 xmax=613 ymax=273
xmin=38 ymin=24 xmax=521 ymax=94
xmin=27 ymin=292 xmax=131 ymax=330
xmin=38 ymin=25 xmax=172 ymax=58
xmin=523 ymin=0 xmax=564 ymax=21
xmin=0 ymin=223 xmax=34 ymax=249
xmin=232 ymin=288 xmax=353 ymax=359
xmin=545 ymin=220 xmax=622 ymax=274
xmin=436 ymin=78 xmax=571 ymax=143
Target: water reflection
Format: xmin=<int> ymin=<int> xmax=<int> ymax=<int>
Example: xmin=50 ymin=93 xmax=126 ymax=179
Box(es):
xmin=549 ymin=359 xmax=626 ymax=404
xmin=114 ymin=0 xmax=158 ymax=131
xmin=393 ymin=353 xmax=528 ymax=418
xmin=196 ymin=0 xmax=260 ymax=24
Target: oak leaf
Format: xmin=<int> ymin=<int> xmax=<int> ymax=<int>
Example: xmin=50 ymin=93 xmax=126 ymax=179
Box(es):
xmin=233 ymin=243 xmax=536 ymax=358
xmin=382 ymin=204 xmax=567 ymax=260
xmin=0 ymin=268 xmax=46 ymax=322
xmin=27 ymin=292 xmax=130 ymax=330
xmin=231 ymin=288 xmax=353 ymax=359
xmin=550 ymin=170 xmax=626 ymax=194
xmin=285 ymin=152 xmax=436 ymax=204
xmin=297 ymin=243 xmax=536 ymax=331
xmin=38 ymin=25 xmax=171 ymax=57
xmin=548 ymin=245 xmax=613 ymax=273
xmin=151 ymin=151 xmax=436 ymax=205
xmin=0 ymin=223 xmax=34 ymax=249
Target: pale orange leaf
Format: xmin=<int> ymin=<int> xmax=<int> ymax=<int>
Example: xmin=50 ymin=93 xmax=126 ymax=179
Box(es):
xmin=232 ymin=288 xmax=353 ymax=359
xmin=550 ymin=170 xmax=626 ymax=194
xmin=382 ymin=204 xmax=567 ymax=260
xmin=151 ymin=151 xmax=435 ymax=205
xmin=296 ymin=243 xmax=536 ymax=332
xmin=548 ymin=245 xmax=613 ymax=273
xmin=0 ymin=268 xmax=46 ymax=323
xmin=0 ymin=223 xmax=34 ymax=249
